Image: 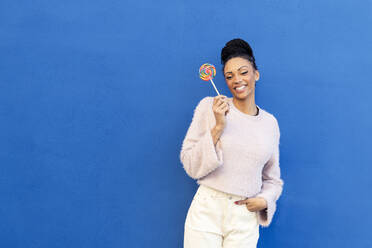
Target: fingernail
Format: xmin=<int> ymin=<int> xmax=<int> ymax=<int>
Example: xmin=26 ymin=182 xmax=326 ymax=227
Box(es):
xmin=234 ymin=201 xmax=239 ymax=204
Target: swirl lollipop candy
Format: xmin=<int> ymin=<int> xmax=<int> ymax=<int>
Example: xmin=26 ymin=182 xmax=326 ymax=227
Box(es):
xmin=199 ymin=63 xmax=220 ymax=95
xmin=199 ymin=63 xmax=216 ymax=81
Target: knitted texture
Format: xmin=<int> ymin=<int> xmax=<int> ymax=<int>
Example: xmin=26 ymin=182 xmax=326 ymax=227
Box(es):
xmin=180 ymin=96 xmax=284 ymax=227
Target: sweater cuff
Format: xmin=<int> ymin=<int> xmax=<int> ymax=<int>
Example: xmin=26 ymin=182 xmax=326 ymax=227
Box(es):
xmin=255 ymin=194 xmax=276 ymax=227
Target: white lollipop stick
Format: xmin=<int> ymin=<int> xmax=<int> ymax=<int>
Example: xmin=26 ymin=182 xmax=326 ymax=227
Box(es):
xmin=209 ymin=78 xmax=220 ymax=95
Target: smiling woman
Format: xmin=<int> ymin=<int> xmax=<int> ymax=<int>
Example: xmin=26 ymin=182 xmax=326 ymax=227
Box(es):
xmin=180 ymin=38 xmax=284 ymax=248
xmin=221 ymin=40 xmax=260 ymax=114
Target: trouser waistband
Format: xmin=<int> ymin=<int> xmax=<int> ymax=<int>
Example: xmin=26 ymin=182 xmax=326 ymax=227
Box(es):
xmin=197 ymin=184 xmax=248 ymax=201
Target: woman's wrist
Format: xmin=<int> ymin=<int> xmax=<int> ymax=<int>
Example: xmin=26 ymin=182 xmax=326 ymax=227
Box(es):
xmin=214 ymin=124 xmax=225 ymax=131
xmin=211 ymin=125 xmax=224 ymax=145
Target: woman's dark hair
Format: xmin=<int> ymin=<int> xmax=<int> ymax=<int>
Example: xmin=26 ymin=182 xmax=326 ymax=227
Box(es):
xmin=221 ymin=38 xmax=258 ymax=72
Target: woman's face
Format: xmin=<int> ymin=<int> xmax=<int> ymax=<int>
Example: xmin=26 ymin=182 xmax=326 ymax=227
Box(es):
xmin=223 ymin=57 xmax=260 ymax=100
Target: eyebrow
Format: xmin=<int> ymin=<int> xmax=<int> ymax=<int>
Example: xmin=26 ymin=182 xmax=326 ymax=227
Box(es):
xmin=224 ymin=66 xmax=249 ymax=74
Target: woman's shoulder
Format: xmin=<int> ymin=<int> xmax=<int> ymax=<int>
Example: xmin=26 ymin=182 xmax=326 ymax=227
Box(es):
xmin=188 ymin=96 xmax=214 ymax=124
xmin=199 ymin=96 xmax=214 ymax=105
xmin=258 ymin=106 xmax=280 ymax=131
xmin=258 ymin=106 xmax=278 ymax=122
xmin=194 ymin=96 xmax=214 ymax=111
xmin=259 ymin=108 xmax=280 ymax=141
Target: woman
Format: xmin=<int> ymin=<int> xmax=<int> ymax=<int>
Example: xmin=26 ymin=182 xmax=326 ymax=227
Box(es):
xmin=179 ymin=38 xmax=284 ymax=247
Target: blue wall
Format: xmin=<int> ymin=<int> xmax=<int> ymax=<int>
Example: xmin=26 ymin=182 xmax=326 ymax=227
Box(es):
xmin=1 ymin=0 xmax=372 ymax=247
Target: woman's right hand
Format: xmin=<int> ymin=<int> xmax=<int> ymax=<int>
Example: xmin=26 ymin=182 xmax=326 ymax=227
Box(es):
xmin=212 ymin=95 xmax=230 ymax=130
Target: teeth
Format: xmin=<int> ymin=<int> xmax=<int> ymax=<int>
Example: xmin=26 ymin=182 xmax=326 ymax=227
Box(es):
xmin=236 ymin=85 xmax=246 ymax=90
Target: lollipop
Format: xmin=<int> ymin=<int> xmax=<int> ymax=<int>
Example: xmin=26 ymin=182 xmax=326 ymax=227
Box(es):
xmin=199 ymin=63 xmax=220 ymax=95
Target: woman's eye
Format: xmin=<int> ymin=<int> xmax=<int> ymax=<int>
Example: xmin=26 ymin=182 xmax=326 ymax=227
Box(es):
xmin=242 ymin=71 xmax=248 ymax=74
xmin=226 ymin=77 xmax=232 ymax=79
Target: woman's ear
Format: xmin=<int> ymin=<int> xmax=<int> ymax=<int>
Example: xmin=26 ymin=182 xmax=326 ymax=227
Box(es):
xmin=255 ymin=70 xmax=260 ymax=81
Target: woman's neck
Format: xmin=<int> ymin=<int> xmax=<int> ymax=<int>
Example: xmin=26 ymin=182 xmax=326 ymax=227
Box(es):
xmin=232 ymin=94 xmax=258 ymax=116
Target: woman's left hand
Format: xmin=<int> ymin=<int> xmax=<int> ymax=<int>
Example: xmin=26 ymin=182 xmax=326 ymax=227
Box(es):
xmin=234 ymin=197 xmax=267 ymax=212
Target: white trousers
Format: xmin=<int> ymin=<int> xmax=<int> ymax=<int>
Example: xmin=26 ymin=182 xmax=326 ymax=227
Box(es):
xmin=184 ymin=184 xmax=259 ymax=248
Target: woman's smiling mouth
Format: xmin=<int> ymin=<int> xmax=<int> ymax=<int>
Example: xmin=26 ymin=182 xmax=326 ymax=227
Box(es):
xmin=234 ymin=85 xmax=247 ymax=93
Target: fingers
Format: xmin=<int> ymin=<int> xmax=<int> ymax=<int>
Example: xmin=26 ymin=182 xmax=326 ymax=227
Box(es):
xmin=213 ymin=95 xmax=229 ymax=109
xmin=235 ymin=199 xmax=255 ymax=211
xmin=213 ymin=95 xmax=229 ymax=118
xmin=216 ymin=102 xmax=229 ymax=114
xmin=245 ymin=204 xmax=257 ymax=212
xmin=234 ymin=198 xmax=264 ymax=212
xmin=213 ymin=95 xmax=228 ymax=106
xmin=234 ymin=198 xmax=249 ymax=205
xmin=217 ymin=103 xmax=229 ymax=114
xmin=216 ymin=101 xmax=229 ymax=110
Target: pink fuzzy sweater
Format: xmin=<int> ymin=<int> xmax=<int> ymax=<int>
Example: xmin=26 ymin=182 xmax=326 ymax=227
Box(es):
xmin=180 ymin=96 xmax=284 ymax=227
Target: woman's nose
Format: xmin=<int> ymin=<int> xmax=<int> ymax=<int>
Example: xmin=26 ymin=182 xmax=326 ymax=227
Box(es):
xmin=234 ymin=75 xmax=242 ymax=83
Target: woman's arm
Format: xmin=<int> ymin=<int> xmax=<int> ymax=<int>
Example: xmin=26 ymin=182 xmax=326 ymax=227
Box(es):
xmin=179 ymin=97 xmax=224 ymax=180
xmin=254 ymin=120 xmax=284 ymax=227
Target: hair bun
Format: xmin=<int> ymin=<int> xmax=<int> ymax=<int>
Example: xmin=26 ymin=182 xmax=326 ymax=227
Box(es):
xmin=221 ymin=38 xmax=257 ymax=70
xmin=225 ymin=38 xmax=253 ymax=57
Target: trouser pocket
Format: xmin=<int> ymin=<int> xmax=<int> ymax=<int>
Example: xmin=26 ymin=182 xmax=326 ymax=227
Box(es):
xmin=185 ymin=188 xmax=224 ymax=235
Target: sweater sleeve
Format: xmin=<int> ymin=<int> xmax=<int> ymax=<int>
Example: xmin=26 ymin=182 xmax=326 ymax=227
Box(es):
xmin=179 ymin=97 xmax=223 ymax=180
xmin=254 ymin=119 xmax=284 ymax=227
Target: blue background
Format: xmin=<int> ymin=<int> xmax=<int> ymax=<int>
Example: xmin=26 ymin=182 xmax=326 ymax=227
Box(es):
xmin=1 ymin=0 xmax=372 ymax=247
